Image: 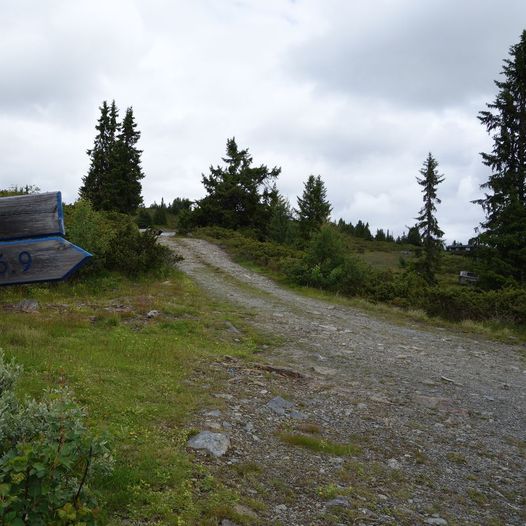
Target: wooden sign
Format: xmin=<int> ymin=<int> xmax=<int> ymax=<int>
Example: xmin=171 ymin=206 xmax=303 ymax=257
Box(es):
xmin=0 ymin=237 xmax=91 ymax=286
xmin=0 ymin=192 xmax=65 ymax=241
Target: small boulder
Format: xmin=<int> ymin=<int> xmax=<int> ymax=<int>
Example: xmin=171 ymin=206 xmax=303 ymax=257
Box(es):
xmin=424 ymin=518 xmax=448 ymax=525
xmin=266 ymin=396 xmax=294 ymax=415
xmin=147 ymin=310 xmax=160 ymax=319
xmin=16 ymin=299 xmax=39 ymax=313
xmin=326 ymin=496 xmax=350 ymax=508
xmin=188 ymin=431 xmax=230 ymax=457
xmin=387 ymin=458 xmax=401 ymax=469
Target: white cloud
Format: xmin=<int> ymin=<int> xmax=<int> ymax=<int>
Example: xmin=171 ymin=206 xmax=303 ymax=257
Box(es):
xmin=0 ymin=0 xmax=521 ymax=242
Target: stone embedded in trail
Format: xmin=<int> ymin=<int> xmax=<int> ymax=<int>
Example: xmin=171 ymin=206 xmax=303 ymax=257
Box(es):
xmin=266 ymin=396 xmax=294 ymax=415
xmin=146 ymin=310 xmax=159 ymax=318
xmin=15 ymin=299 xmax=39 ymax=313
xmin=326 ymin=496 xmax=350 ymax=508
xmin=225 ymin=321 xmax=241 ymax=333
xmin=220 ymin=520 xmax=240 ymax=526
xmin=204 ymin=409 xmax=222 ymax=417
xmin=387 ymin=458 xmax=401 ymax=469
xmin=188 ymin=431 xmax=230 ymax=457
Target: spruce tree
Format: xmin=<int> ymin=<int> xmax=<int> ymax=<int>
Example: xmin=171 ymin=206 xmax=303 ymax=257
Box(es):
xmin=476 ymin=30 xmax=526 ymax=285
xmin=81 ymin=102 xmax=144 ymax=214
xmin=295 ymin=175 xmax=332 ymax=240
xmin=415 ymin=153 xmax=444 ymax=284
xmin=268 ymin=187 xmax=293 ymax=244
xmin=193 ymin=137 xmax=280 ymax=233
xmin=80 ymin=101 xmax=116 ymax=206
xmin=105 ymin=106 xmax=145 ymax=214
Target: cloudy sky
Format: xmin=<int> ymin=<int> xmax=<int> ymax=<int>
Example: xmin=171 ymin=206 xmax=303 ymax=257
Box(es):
xmin=1 ymin=1 xmax=525 ymax=242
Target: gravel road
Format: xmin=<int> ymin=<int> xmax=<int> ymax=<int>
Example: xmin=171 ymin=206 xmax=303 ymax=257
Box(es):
xmin=163 ymin=236 xmax=526 ymax=526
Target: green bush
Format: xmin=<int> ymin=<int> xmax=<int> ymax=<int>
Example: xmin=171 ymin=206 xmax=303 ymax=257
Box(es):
xmin=0 ymin=352 xmax=113 ymax=525
xmin=425 ymin=286 xmax=526 ymax=324
xmin=197 ymin=226 xmax=526 ymax=328
xmin=289 ymin=226 xmax=368 ymax=294
xmin=135 ymin=208 xmax=153 ymax=229
xmin=65 ymin=201 xmax=173 ymax=276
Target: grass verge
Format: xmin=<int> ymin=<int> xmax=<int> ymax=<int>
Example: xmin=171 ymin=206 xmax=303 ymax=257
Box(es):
xmin=278 ymin=433 xmax=362 ymax=457
xmin=0 ymin=269 xmax=264 ymax=525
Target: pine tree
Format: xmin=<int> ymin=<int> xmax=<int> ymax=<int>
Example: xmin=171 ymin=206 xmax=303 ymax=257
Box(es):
xmin=415 ymin=153 xmax=444 ymax=283
xmin=375 ymin=228 xmax=387 ymax=241
xmin=193 ymin=138 xmax=280 ymax=233
xmin=295 ymin=175 xmax=332 ymax=240
xmin=268 ymin=187 xmax=293 ymax=244
xmin=81 ymin=102 xmax=144 ymax=214
xmin=476 ymin=31 xmax=526 ymax=285
xmin=80 ymin=101 xmax=117 ymax=206
xmin=105 ymin=107 xmax=145 ymax=214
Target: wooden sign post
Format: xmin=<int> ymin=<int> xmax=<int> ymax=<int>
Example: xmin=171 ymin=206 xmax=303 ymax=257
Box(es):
xmin=0 ymin=192 xmax=91 ymax=286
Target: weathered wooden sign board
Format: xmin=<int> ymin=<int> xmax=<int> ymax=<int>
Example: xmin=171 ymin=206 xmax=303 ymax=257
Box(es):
xmin=0 ymin=192 xmax=91 ymax=286
xmin=0 ymin=192 xmax=65 ymax=240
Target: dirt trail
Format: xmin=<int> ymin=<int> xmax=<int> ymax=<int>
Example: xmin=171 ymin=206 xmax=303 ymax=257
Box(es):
xmin=163 ymin=237 xmax=526 ymax=526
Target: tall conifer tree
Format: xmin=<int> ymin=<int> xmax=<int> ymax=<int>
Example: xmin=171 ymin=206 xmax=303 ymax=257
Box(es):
xmin=415 ymin=153 xmax=444 ymax=284
xmin=295 ymin=175 xmax=332 ymax=241
xmin=193 ymin=137 xmax=280 ymax=233
xmin=476 ymin=31 xmax=526 ymax=285
xmin=81 ymin=102 xmax=144 ymax=214
xmin=107 ymin=107 xmax=145 ymax=213
xmin=80 ymin=101 xmax=116 ymax=206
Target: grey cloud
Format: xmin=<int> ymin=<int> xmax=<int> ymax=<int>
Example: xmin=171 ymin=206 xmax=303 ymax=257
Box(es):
xmin=287 ymin=0 xmax=526 ymax=109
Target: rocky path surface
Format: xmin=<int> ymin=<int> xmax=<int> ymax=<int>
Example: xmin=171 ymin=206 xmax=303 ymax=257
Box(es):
xmin=163 ymin=237 xmax=526 ymax=526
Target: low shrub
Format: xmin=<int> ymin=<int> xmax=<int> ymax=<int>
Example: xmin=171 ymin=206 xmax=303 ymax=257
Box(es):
xmin=0 ymin=352 xmax=113 ymax=525
xmin=289 ymin=226 xmax=368 ymax=294
xmin=65 ymin=201 xmax=173 ymax=276
xmin=197 ymin=226 xmax=526 ymax=328
xmin=425 ymin=286 xmax=526 ymax=325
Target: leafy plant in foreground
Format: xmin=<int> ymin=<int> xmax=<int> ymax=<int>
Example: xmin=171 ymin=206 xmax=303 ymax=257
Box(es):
xmin=0 ymin=352 xmax=113 ymax=525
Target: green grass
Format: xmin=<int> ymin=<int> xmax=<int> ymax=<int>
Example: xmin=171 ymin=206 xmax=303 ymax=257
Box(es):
xmin=278 ymin=433 xmax=362 ymax=457
xmin=0 ymin=270 xmax=263 ymax=525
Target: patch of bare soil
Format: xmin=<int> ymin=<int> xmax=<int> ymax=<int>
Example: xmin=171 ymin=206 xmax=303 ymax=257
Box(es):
xmin=162 ymin=237 xmax=526 ymax=526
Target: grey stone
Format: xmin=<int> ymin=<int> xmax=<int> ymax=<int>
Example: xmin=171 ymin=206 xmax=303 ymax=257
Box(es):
xmin=326 ymin=496 xmax=350 ymax=508
xmin=274 ymin=504 xmax=287 ymax=513
xmin=266 ymin=396 xmax=294 ymax=415
xmin=205 ymin=409 xmax=222 ymax=417
xmin=221 ymin=520 xmax=240 ymax=526
xmin=424 ymin=519 xmax=448 ymax=526
xmin=225 ymin=321 xmax=241 ymax=333
xmin=188 ymin=431 xmax=230 ymax=457
xmin=205 ymin=421 xmax=222 ymax=431
xmin=245 ymin=422 xmax=254 ymax=432
xmin=387 ymin=458 xmax=401 ymax=469
xmin=146 ymin=310 xmax=159 ymax=318
xmin=16 ymin=299 xmax=39 ymax=313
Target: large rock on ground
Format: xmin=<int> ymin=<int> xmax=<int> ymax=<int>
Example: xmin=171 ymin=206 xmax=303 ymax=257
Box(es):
xmin=187 ymin=431 xmax=230 ymax=457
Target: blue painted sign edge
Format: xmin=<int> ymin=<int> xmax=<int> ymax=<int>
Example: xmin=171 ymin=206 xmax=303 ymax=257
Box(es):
xmin=0 ymin=236 xmax=92 ymax=286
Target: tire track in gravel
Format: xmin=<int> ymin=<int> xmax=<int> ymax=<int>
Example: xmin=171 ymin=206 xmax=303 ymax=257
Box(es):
xmin=163 ymin=236 xmax=526 ymax=525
